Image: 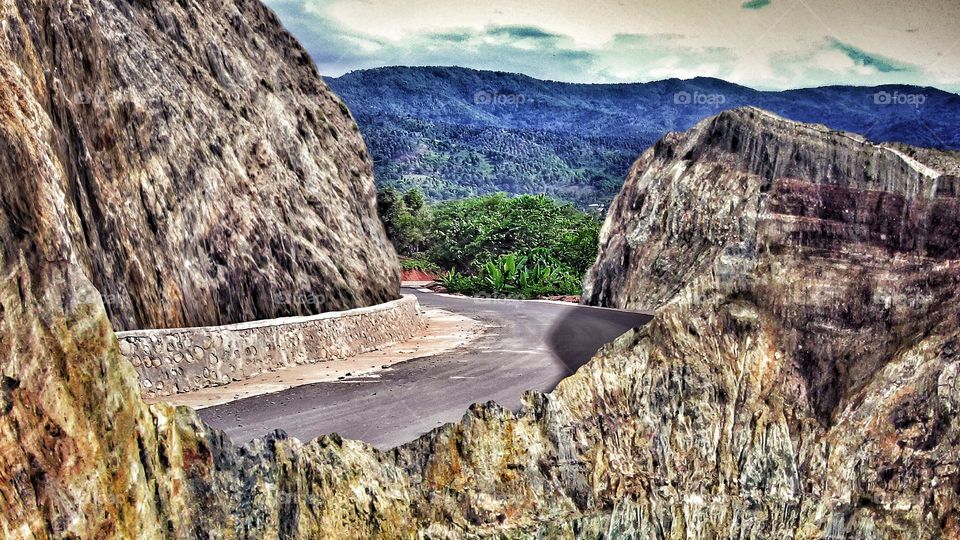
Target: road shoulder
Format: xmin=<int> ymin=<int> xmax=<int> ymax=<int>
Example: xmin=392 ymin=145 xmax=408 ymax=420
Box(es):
xmin=149 ymin=307 xmax=486 ymax=409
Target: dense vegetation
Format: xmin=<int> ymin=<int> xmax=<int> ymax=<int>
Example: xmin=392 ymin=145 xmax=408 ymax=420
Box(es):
xmin=355 ymin=117 xmax=634 ymax=207
xmin=378 ymin=189 xmax=601 ymax=297
xmin=330 ymin=66 xmax=960 ymax=207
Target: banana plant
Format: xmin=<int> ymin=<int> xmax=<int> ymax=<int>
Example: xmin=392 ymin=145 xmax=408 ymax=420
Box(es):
xmin=446 ymin=251 xmax=583 ymax=298
xmin=484 ymin=260 xmax=506 ymax=290
xmin=483 ymin=254 xmax=526 ymax=292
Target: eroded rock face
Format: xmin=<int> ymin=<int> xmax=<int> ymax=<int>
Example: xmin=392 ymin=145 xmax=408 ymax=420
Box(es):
xmin=575 ymin=107 xmax=960 ymax=536
xmin=0 ymin=0 xmax=410 ymax=536
xmin=0 ymin=260 xmax=418 ymax=538
xmin=0 ymin=0 xmax=398 ymax=332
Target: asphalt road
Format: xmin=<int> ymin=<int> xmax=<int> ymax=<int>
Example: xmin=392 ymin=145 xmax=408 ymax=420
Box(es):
xmin=199 ymin=289 xmax=653 ymax=450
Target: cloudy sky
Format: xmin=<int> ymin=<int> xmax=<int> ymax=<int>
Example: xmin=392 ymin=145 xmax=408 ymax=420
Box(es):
xmin=266 ymin=0 xmax=960 ymax=91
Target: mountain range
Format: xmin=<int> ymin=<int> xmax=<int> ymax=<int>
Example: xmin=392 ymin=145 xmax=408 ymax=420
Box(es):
xmin=329 ymin=66 xmax=960 ymax=207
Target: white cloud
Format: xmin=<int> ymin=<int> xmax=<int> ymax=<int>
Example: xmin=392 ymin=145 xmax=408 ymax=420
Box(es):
xmin=268 ymin=0 xmax=960 ymax=91
xmin=815 ymin=50 xmax=860 ymax=74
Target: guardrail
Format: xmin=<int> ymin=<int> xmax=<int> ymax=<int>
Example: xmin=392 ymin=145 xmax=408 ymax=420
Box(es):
xmin=117 ymin=295 xmax=424 ymax=398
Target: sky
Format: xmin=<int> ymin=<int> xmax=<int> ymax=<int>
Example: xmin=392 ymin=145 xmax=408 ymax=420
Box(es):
xmin=265 ymin=0 xmax=960 ymax=92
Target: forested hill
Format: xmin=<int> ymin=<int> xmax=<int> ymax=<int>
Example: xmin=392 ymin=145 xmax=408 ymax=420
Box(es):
xmin=328 ymin=66 xmax=960 ymax=207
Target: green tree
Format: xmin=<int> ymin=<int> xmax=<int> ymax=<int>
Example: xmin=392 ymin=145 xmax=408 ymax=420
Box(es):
xmin=402 ymin=188 xmax=425 ymax=213
xmin=377 ymin=190 xmax=602 ymax=296
xmin=376 ymin=187 xmax=404 ymax=241
xmin=376 ymin=187 xmax=427 ymax=257
xmin=424 ymin=194 xmax=601 ymax=274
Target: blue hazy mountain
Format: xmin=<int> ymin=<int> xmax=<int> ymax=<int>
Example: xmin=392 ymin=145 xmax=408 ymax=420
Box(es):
xmin=328 ymin=66 xmax=960 ymax=207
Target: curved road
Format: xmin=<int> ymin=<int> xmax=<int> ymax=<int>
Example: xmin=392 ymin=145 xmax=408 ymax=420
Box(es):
xmin=199 ymin=289 xmax=652 ymax=450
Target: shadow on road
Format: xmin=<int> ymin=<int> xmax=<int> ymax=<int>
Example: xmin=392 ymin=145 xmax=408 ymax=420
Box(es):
xmin=545 ymin=304 xmax=654 ymax=376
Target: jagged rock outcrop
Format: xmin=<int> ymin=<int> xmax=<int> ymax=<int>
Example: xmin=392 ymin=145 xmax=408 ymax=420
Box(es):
xmin=575 ymin=107 xmax=960 ymax=536
xmin=3 ymin=0 xmax=959 ymax=535
xmin=0 ymin=0 xmax=408 ymax=536
xmin=0 ymin=260 xmax=419 ymax=538
xmin=584 ymin=107 xmax=960 ymax=311
xmin=0 ymin=0 xmax=398 ymax=332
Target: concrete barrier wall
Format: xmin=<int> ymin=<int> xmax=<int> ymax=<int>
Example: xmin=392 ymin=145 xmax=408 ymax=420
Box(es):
xmin=117 ymin=295 xmax=423 ymax=398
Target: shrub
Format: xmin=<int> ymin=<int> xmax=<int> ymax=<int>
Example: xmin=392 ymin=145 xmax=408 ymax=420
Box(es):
xmin=400 ymin=258 xmax=442 ymax=274
xmin=424 ymin=193 xmax=601 ymax=274
xmin=442 ymin=251 xmax=583 ymax=298
xmin=377 ymin=187 xmax=428 ymax=256
xmin=440 ymin=268 xmax=483 ymax=295
xmin=378 ymin=191 xmax=601 ymax=298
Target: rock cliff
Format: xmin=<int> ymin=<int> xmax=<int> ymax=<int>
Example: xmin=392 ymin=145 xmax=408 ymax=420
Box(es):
xmin=2 ymin=0 xmax=958 ymax=535
xmin=0 ymin=0 xmax=407 ymax=535
xmin=0 ymin=0 xmax=398 ymax=332
xmin=576 ymin=107 xmax=960 ymax=535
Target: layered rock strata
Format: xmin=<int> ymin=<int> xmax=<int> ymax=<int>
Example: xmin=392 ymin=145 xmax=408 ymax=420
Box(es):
xmin=579 ymin=107 xmax=960 ymax=536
